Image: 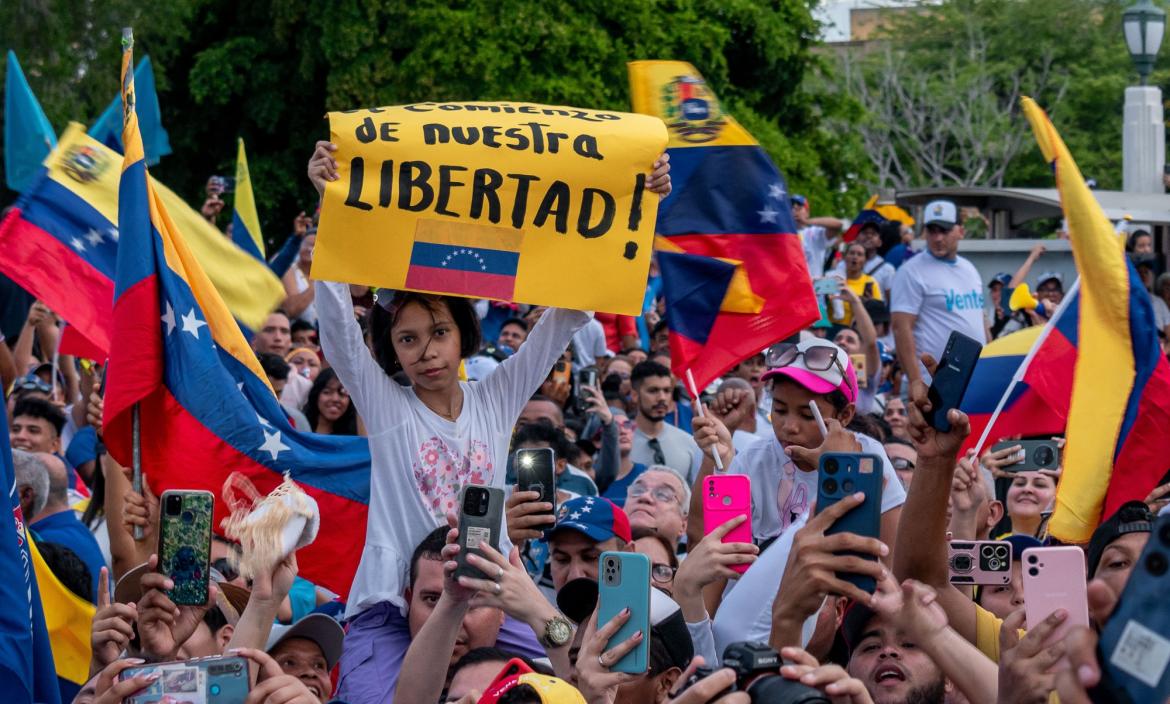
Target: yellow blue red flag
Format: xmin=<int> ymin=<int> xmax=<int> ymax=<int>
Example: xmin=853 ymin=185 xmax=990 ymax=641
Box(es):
xmin=102 ymin=30 xmax=371 ymax=599
xmin=232 ymin=138 xmax=265 ymax=261
xmin=31 ymin=538 xmax=93 ymax=697
xmin=1021 ymin=97 xmax=1170 ymax=542
xmin=0 ymin=123 xmax=284 ymax=357
xmin=628 ymin=61 xmax=818 ymax=390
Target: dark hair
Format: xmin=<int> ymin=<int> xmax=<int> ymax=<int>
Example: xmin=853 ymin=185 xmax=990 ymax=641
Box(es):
xmin=409 ymin=526 xmax=449 ymax=589
xmin=500 ymin=317 xmax=529 ymax=333
xmin=651 ymin=320 xmax=669 ymax=338
xmin=647 ymin=630 xmax=678 ymax=676
xmin=290 ymin=319 xmax=317 ymax=335
xmin=877 ymin=220 xmax=903 ymax=257
xmin=13 ymin=397 xmax=65 ymax=436
xmin=257 ymin=353 xmax=290 ymax=382
xmin=513 ymin=421 xmax=575 ymax=461
xmin=1127 ymin=229 xmax=1153 ymax=252
xmin=499 ymin=686 xmax=543 ymax=704
xmin=630 ymin=361 xmax=672 ymax=389
xmin=847 ymin=413 xmax=885 ymax=443
xmin=884 ymin=435 xmax=914 ymax=449
xmin=369 ymin=293 xmax=481 ymax=375
xmin=38 ymin=542 xmax=92 ymax=602
xmin=203 ymin=601 xmax=229 ymax=634
xmin=630 ymin=527 xmax=678 ymax=570
xmin=450 ymin=647 xmax=547 ymax=681
xmin=304 ymin=368 xmax=358 ymax=436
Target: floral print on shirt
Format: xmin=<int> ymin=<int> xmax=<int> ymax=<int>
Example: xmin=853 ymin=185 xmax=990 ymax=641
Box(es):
xmin=412 ymin=437 xmax=493 ymax=519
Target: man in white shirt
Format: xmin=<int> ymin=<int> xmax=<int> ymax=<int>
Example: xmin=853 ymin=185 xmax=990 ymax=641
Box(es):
xmin=628 ymin=361 xmax=702 ymax=484
xmin=572 ymin=317 xmax=612 ymax=367
xmin=891 ymin=200 xmax=987 ymax=408
xmin=791 ymin=194 xmax=844 ymax=279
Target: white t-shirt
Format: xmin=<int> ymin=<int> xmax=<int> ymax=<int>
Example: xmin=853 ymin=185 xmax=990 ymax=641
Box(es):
xmin=1154 ymin=296 xmax=1170 ymax=333
xmin=831 ymin=255 xmax=896 ymax=300
xmin=631 ymin=423 xmax=703 ymax=485
xmin=572 ymin=318 xmax=611 ymax=367
xmin=800 ymin=226 xmax=831 ymax=279
xmin=292 ymin=267 xmax=318 ymax=325
xmin=316 ymin=281 xmax=589 ymax=618
xmin=890 ymin=253 xmax=987 ymax=365
xmin=713 ymin=432 xmax=906 ymax=650
xmin=729 ymin=431 xmax=906 ymax=541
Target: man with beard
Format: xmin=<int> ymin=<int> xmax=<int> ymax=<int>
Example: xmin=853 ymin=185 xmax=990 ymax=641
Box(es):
xmin=841 ymin=603 xmax=950 ymax=704
xmin=627 ymin=362 xmax=701 ymax=484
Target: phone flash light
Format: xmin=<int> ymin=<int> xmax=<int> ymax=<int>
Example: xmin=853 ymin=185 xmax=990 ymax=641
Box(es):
xmin=519 ymin=454 xmax=533 ymax=468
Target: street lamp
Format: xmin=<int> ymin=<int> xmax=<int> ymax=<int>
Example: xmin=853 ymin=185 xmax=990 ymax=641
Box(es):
xmin=1122 ymin=0 xmax=1167 ymax=192
xmin=1123 ymin=0 xmax=1166 ymax=85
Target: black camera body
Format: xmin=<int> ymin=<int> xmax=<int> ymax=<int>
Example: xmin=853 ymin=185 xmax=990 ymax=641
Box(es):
xmin=683 ymin=642 xmax=830 ymax=704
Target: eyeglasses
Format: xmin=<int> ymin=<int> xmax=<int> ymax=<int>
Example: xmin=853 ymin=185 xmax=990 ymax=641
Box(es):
xmin=766 ymin=343 xmax=847 ymax=379
xmin=628 ymin=482 xmax=679 ymax=505
xmin=892 ymin=458 xmax=915 ymax=472
xmin=617 ymin=418 xmax=636 ymax=431
xmin=651 ymin=563 xmax=677 ymax=584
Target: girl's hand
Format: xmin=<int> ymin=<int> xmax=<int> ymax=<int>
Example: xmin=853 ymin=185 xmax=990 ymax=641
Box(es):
xmin=307 ymin=141 xmax=339 ymax=196
xmin=648 ymin=153 xmax=672 ymax=198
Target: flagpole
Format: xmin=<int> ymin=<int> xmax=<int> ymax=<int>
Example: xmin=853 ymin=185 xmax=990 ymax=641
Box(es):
xmin=131 ymin=403 xmax=143 ymax=539
xmin=972 ymin=278 xmax=1081 ymax=456
xmin=686 ymin=369 xmax=725 ymax=472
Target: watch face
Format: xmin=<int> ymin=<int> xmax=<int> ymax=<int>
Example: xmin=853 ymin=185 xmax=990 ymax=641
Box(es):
xmin=549 ymin=618 xmax=572 ymax=645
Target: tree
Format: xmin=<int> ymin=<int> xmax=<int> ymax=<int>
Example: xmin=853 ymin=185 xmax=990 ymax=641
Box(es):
xmin=3 ymin=0 xmax=871 ymax=242
xmin=826 ymin=0 xmax=1156 ymax=191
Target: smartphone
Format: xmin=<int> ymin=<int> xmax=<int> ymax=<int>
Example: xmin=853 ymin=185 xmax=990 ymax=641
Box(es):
xmin=990 ymin=439 xmax=1062 ymax=472
xmin=925 ymin=331 xmax=983 ymax=432
xmin=863 ymin=281 xmax=875 ymax=299
xmin=157 ymin=490 xmax=214 ymax=606
xmin=1093 ymin=514 xmax=1170 ymax=703
xmin=850 ymin=353 xmax=868 ymax=389
xmin=948 ymin=540 xmax=1012 ymax=586
xmin=815 ymin=453 xmax=884 ymax=593
xmin=598 ymin=551 xmax=651 ymax=674
xmin=123 ymin=654 xmax=249 ymax=703
xmin=455 ymin=485 xmax=504 ymax=580
xmin=515 ymin=448 xmax=556 ymax=531
xmin=577 ymin=367 xmax=599 ymax=414
xmin=1021 ymin=546 xmax=1090 ymax=645
xmin=703 ymin=475 xmax=752 ymax=575
xmin=813 ymin=277 xmax=842 ymax=296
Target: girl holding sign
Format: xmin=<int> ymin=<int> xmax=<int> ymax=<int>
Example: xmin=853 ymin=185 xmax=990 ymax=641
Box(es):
xmin=307 ymin=140 xmax=670 ymax=703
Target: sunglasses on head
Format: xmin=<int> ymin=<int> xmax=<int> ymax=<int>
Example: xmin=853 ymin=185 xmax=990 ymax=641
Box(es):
xmin=766 ymin=343 xmax=847 ymax=378
xmin=892 ymin=458 xmax=915 ymax=472
xmin=13 ymin=378 xmax=52 ymax=394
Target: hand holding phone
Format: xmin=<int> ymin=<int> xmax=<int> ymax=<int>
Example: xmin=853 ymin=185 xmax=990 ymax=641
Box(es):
xmin=815 ymin=453 xmax=884 ymax=593
xmin=948 ymin=540 xmax=1012 ymax=585
xmin=123 ymin=654 xmax=249 ymax=703
xmin=597 ymin=552 xmax=651 ymax=673
xmin=1021 ymin=546 xmax=1089 ymax=645
xmin=455 ymin=486 xmax=504 ymax=580
xmin=702 ymin=475 xmax=752 ymax=574
xmin=157 ymin=490 xmax=213 ymax=606
xmin=990 ymin=439 xmax=1062 ymax=472
xmin=514 ymin=448 xmax=556 ymax=534
xmin=925 ymin=331 xmax=982 ymax=432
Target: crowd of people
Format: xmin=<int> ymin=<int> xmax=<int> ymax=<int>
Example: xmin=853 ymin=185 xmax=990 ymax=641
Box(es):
xmin=4 ymin=139 xmax=1170 ymax=704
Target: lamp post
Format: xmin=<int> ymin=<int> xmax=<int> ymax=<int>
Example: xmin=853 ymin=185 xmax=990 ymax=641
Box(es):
xmin=1122 ymin=0 xmax=1166 ymax=193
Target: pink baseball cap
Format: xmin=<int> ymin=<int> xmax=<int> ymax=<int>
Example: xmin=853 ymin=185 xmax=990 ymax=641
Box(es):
xmin=761 ymin=339 xmax=858 ymax=403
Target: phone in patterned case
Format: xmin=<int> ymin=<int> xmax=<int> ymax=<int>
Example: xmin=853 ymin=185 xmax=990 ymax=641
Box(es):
xmin=157 ymin=490 xmax=214 ymax=606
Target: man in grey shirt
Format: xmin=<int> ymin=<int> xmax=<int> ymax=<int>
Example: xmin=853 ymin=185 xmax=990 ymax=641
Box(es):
xmin=628 ymin=361 xmax=702 ymax=484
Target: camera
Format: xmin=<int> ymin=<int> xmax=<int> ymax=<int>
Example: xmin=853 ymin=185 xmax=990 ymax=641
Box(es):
xmin=463 ymin=486 xmax=491 ymax=517
xmin=683 ymin=642 xmax=830 ymax=703
xmin=165 ymin=493 xmax=184 ymax=517
xmin=823 ymin=458 xmax=839 ymax=475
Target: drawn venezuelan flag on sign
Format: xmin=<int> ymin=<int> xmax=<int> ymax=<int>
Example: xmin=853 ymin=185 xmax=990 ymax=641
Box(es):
xmin=405 ymin=220 xmax=524 ymax=300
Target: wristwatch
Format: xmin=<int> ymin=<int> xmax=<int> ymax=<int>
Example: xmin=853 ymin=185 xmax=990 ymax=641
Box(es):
xmin=539 ymin=614 xmax=574 ymax=648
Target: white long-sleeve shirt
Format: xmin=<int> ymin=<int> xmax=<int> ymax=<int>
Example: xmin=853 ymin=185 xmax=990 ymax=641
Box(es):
xmin=316 ymin=281 xmax=589 ymax=618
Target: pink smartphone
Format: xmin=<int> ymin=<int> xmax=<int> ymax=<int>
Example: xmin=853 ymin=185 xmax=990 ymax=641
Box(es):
xmin=1021 ymin=546 xmax=1089 ymax=644
xmin=703 ymin=475 xmax=752 ymax=574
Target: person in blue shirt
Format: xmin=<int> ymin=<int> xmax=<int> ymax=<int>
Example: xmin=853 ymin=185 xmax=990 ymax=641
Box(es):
xmin=18 ymin=450 xmax=107 ymax=603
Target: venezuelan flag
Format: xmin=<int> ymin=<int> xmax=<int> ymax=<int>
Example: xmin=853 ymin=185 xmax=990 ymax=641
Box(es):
xmin=1022 ymin=97 xmax=1170 ymax=542
xmin=628 ymin=61 xmax=818 ymax=390
xmin=232 ymin=138 xmax=265 ymax=261
xmin=103 ymin=31 xmax=372 ymax=599
xmin=0 ymin=123 xmax=284 ymax=356
xmin=405 ymin=220 xmax=523 ymax=300
xmin=31 ymin=538 xmax=93 ymax=701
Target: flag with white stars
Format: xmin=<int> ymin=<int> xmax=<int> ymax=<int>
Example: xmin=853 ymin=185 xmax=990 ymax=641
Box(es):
xmin=629 ymin=60 xmax=819 ymax=390
xmin=102 ymin=42 xmax=371 ymax=600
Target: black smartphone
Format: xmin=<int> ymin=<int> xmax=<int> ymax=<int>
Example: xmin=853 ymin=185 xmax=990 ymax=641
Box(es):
xmin=455 ymin=486 xmax=504 ymax=580
xmin=577 ymin=368 xmax=599 ymax=414
xmin=990 ymin=439 xmax=1062 ymax=472
xmin=1092 ymin=514 xmax=1170 ymax=703
xmin=515 ymin=448 xmax=556 ymax=530
xmin=925 ymin=331 xmax=983 ymax=432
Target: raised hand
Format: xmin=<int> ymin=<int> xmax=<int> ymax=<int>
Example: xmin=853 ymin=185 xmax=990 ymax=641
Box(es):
xmin=784 ymin=417 xmax=861 ymax=473
xmin=648 ymin=153 xmax=671 ymax=198
xmin=575 ymin=607 xmax=644 ymax=704
xmin=236 ymin=647 xmax=322 ymax=704
xmin=505 ymin=490 xmax=554 ymax=545
xmin=90 ymin=658 xmax=157 ymax=704
xmin=709 ymin=386 xmax=753 ymax=433
xmin=691 ymin=413 xmax=733 ymax=469
xmin=870 ymin=574 xmax=949 ymax=642
xmin=779 ymin=647 xmax=874 ymax=704
xmin=121 ymin=473 xmax=158 ymax=544
xmin=308 ymin=141 xmax=339 ymax=196
xmin=90 ymin=566 xmax=137 ymax=674
xmin=136 ymin=553 xmax=217 ymax=660
xmin=674 ymin=515 xmax=758 ymax=603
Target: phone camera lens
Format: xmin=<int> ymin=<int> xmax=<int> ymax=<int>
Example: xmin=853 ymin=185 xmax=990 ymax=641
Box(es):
xmin=1035 ymin=446 xmax=1054 ymax=466
xmin=181 ymin=510 xmax=194 ymax=524
xmin=981 ymin=545 xmax=995 ymax=558
xmin=822 ymin=478 xmax=838 ymax=495
xmin=1147 ymin=552 xmax=1168 ymax=577
xmin=951 ymin=554 xmax=973 ymax=572
xmin=1028 ymin=567 xmax=1040 ymax=577
xmin=165 ymin=495 xmax=182 ymax=516
xmin=824 ymin=458 xmax=839 ymax=475
xmin=842 ymin=479 xmax=855 ymax=493
xmin=995 ymin=546 xmax=1008 ymax=559
xmin=1027 ymin=554 xmax=1039 ymax=565
xmin=987 ymin=558 xmax=1002 ymax=570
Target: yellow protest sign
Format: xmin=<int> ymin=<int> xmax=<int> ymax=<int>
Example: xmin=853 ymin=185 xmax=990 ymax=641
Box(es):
xmin=313 ymin=102 xmax=668 ymax=315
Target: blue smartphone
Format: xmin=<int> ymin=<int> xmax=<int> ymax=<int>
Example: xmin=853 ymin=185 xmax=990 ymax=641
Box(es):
xmin=598 ymin=551 xmax=651 ymax=674
xmin=1092 ymin=513 xmax=1170 ymax=704
xmin=815 ymin=452 xmax=884 ymax=593
xmin=925 ymin=331 xmax=982 ymax=432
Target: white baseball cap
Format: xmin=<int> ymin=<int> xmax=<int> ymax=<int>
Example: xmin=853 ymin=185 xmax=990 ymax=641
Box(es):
xmin=924 ymin=200 xmax=958 ymax=229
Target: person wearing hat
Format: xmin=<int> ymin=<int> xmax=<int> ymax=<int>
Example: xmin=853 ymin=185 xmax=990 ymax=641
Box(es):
xmin=831 ymin=215 xmax=896 ymax=302
xmin=548 ymin=496 xmax=631 ymax=593
xmin=986 ymin=272 xmax=1025 ymax=339
xmin=890 ymin=199 xmax=987 ymax=408
xmin=791 ymin=194 xmax=845 ymax=279
xmin=266 ymin=613 xmax=345 ymax=702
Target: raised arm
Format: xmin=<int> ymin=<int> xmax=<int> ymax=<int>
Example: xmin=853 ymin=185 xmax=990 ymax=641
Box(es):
xmin=1008 ymin=243 xmax=1046 ymax=288
xmin=281 ymin=266 xmax=315 ymax=318
xmin=839 ymin=286 xmax=880 ymax=381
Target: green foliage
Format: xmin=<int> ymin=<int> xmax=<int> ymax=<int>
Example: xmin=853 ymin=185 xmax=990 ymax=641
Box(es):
xmin=3 ymin=0 xmax=869 ymax=245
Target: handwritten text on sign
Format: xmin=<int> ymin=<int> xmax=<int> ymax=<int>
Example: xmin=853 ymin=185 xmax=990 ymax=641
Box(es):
xmin=312 ymin=102 xmax=668 ymax=315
